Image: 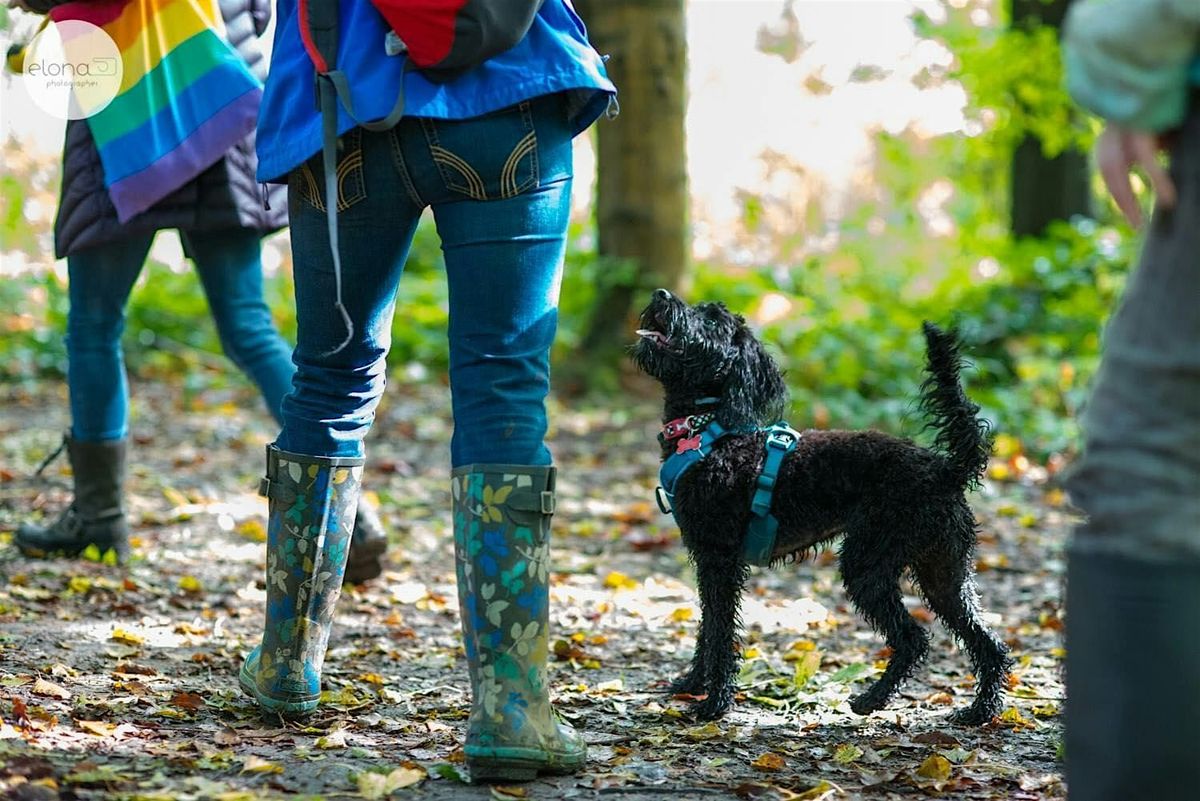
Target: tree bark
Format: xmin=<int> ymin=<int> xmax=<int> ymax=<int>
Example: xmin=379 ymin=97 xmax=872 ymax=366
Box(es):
xmin=1009 ymin=0 xmax=1091 ymax=237
xmin=574 ymin=0 xmax=689 ymax=379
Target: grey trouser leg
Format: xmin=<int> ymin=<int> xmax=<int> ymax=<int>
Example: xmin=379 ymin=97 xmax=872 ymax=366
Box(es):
xmin=1065 ymin=110 xmax=1200 ymax=560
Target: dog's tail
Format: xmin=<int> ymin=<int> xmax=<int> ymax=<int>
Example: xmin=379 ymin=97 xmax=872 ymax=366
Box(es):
xmin=919 ymin=322 xmax=991 ymax=492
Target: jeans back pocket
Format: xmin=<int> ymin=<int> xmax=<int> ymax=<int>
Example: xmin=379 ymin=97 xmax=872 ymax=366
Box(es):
xmin=291 ymin=128 xmax=368 ymax=213
xmin=420 ymin=100 xmax=539 ymax=202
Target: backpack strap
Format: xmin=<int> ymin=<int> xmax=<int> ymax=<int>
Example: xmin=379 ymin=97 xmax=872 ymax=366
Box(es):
xmin=299 ymin=0 xmax=409 ymax=355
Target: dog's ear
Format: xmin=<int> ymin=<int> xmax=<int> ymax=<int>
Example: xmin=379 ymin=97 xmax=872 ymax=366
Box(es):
xmin=716 ymin=326 xmax=788 ymax=430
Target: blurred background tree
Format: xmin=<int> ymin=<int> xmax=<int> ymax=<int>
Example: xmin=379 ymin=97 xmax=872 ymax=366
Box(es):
xmin=1 ymin=0 xmax=1138 ymax=463
xmin=569 ymin=0 xmax=689 ymax=391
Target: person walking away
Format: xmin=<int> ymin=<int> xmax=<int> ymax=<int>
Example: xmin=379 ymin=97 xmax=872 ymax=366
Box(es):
xmin=1062 ymin=2 xmax=1200 ymax=798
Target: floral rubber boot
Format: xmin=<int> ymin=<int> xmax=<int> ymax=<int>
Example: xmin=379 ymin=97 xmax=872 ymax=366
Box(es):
xmin=239 ymin=445 xmax=363 ymax=717
xmin=451 ymin=464 xmax=586 ymax=782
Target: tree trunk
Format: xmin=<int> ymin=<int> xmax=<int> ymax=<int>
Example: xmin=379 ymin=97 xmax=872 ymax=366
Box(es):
xmin=574 ymin=0 xmax=689 ymax=380
xmin=1010 ymin=0 xmax=1090 ymax=237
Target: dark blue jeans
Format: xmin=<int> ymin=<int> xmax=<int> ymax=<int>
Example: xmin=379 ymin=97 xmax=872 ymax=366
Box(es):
xmin=277 ymin=94 xmax=574 ymax=467
xmin=67 ymin=228 xmax=295 ymax=441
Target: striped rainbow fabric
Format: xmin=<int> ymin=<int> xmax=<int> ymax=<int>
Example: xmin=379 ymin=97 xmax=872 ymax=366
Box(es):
xmin=50 ymin=0 xmax=262 ymax=222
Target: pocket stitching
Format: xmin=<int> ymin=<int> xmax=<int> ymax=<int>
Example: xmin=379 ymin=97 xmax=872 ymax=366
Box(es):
xmin=294 ymin=128 xmax=368 ymax=212
xmin=421 ymin=102 xmax=540 ymax=202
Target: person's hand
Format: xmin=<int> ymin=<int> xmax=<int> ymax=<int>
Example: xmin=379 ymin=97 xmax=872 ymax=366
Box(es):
xmin=1095 ymin=123 xmax=1177 ymax=227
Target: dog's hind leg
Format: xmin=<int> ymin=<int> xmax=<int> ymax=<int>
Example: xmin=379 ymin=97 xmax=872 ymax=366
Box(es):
xmin=913 ymin=532 xmax=1012 ymax=725
xmin=841 ymin=538 xmax=930 ymax=716
xmin=689 ymin=552 xmax=750 ymax=720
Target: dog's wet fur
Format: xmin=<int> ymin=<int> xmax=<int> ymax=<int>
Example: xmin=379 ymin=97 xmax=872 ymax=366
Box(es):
xmin=632 ymin=289 xmax=1012 ymax=724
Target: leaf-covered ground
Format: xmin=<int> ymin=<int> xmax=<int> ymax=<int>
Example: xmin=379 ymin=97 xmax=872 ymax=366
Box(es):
xmin=0 ymin=378 xmax=1068 ymax=800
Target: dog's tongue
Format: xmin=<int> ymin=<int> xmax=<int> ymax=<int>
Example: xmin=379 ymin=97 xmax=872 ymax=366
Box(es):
xmin=636 ymin=329 xmax=670 ymax=346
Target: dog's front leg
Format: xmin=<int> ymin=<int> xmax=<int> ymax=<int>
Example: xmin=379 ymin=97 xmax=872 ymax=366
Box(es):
xmin=690 ymin=551 xmax=749 ymax=720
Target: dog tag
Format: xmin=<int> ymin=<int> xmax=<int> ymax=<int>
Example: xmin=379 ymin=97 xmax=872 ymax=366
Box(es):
xmin=676 ymin=435 xmax=702 ymax=453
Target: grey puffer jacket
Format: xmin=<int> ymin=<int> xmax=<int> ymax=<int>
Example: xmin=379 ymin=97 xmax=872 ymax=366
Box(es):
xmin=28 ymin=0 xmax=287 ymax=258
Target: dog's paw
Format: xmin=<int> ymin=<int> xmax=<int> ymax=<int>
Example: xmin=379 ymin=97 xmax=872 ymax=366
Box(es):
xmin=848 ymin=685 xmax=893 ymax=716
xmin=691 ymin=687 xmax=734 ymax=720
xmin=947 ymin=701 xmax=999 ymax=727
xmin=667 ymin=672 xmax=706 ymax=696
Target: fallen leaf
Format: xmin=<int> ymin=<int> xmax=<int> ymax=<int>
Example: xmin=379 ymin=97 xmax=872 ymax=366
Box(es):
xmin=236 ymin=519 xmax=267 ymax=542
xmin=490 ymin=786 xmax=528 ymax=799
xmin=751 ymin=752 xmax=785 ymax=771
xmin=916 ymin=754 xmax=952 ymax=781
xmin=32 ymin=678 xmax=70 ymax=700
xmin=357 ymin=767 xmax=425 ymax=798
xmin=603 ymin=571 xmax=639 ymax=590
xmin=110 ymin=629 xmax=145 ymax=646
xmin=171 ymin=692 xmax=204 ymax=711
xmin=76 ymin=720 xmax=117 ymax=737
xmin=178 ymin=575 xmax=203 ymax=593
xmin=833 ymin=743 xmax=863 ymax=764
xmin=795 ymin=780 xmax=838 ymax=800
xmin=684 ymin=722 xmax=724 ymax=741
xmin=214 ymin=728 xmax=241 ymax=746
xmin=240 ymin=755 xmax=284 ymax=774
xmin=316 ymin=729 xmax=347 ymax=750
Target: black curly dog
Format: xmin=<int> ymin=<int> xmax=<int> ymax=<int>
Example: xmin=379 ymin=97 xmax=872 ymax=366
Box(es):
xmin=632 ymin=289 xmax=1012 ymax=724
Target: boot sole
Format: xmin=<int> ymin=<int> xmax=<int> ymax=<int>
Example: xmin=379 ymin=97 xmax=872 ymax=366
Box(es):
xmin=466 ymin=748 xmax=586 ymax=783
xmin=15 ymin=538 xmax=129 ymax=565
xmin=238 ymin=661 xmax=319 ymax=719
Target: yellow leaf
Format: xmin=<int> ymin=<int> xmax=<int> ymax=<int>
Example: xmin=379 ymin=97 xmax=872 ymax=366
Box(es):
xmin=236 ymin=519 xmax=267 ymax=542
xmin=833 ymin=743 xmax=863 ymax=764
xmin=795 ymin=781 xmax=837 ymax=800
xmin=790 ymin=649 xmax=822 ymax=687
xmin=684 ymin=722 xmax=723 ymax=741
xmin=670 ymin=607 xmax=693 ymax=622
xmin=603 ymin=572 xmax=638 ymax=590
xmin=77 ymin=720 xmax=117 ymax=737
xmin=241 ymin=756 xmax=284 ymax=774
xmin=999 ymin=706 xmax=1036 ymax=729
xmin=315 ymin=729 xmax=347 ymax=750
xmin=110 ymin=628 xmax=145 ymax=646
xmin=32 ymin=678 xmax=71 ymax=700
xmin=916 ymin=754 xmax=952 ymax=781
xmin=178 ymin=575 xmax=202 ymax=593
xmin=67 ymin=576 xmax=91 ymax=594
xmin=357 ymin=767 xmax=425 ymax=798
xmin=490 ymin=785 xmax=527 ymax=799
xmin=751 ymin=752 xmax=786 ymax=771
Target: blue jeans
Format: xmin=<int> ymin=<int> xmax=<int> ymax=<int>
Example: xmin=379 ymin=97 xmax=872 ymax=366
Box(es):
xmin=277 ymin=94 xmax=574 ymax=467
xmin=67 ymin=228 xmax=295 ymax=441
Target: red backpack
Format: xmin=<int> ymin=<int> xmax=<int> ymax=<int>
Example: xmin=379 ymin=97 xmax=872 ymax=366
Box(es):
xmin=298 ymin=0 xmax=544 ymax=353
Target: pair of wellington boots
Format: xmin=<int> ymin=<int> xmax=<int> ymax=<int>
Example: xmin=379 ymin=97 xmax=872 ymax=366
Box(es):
xmin=15 ymin=436 xmax=387 ymax=583
xmin=236 ymin=448 xmax=584 ymax=781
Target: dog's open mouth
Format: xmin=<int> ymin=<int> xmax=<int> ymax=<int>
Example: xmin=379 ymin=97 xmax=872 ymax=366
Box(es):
xmin=636 ymin=329 xmax=671 ymax=348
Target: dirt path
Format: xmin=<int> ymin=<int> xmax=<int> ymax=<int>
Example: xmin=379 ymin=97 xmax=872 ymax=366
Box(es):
xmin=0 ymin=379 xmax=1068 ymax=800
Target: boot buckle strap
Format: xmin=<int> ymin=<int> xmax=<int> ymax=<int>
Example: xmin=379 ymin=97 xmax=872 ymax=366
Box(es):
xmin=259 ymin=477 xmax=297 ymax=504
xmin=540 ymin=490 xmax=555 ymax=515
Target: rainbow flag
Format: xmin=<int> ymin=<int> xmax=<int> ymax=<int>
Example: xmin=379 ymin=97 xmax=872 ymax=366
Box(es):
xmin=50 ymin=0 xmax=262 ymax=222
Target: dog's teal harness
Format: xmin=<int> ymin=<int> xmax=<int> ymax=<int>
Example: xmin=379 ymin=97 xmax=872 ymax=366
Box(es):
xmin=657 ymin=416 xmax=802 ymax=567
